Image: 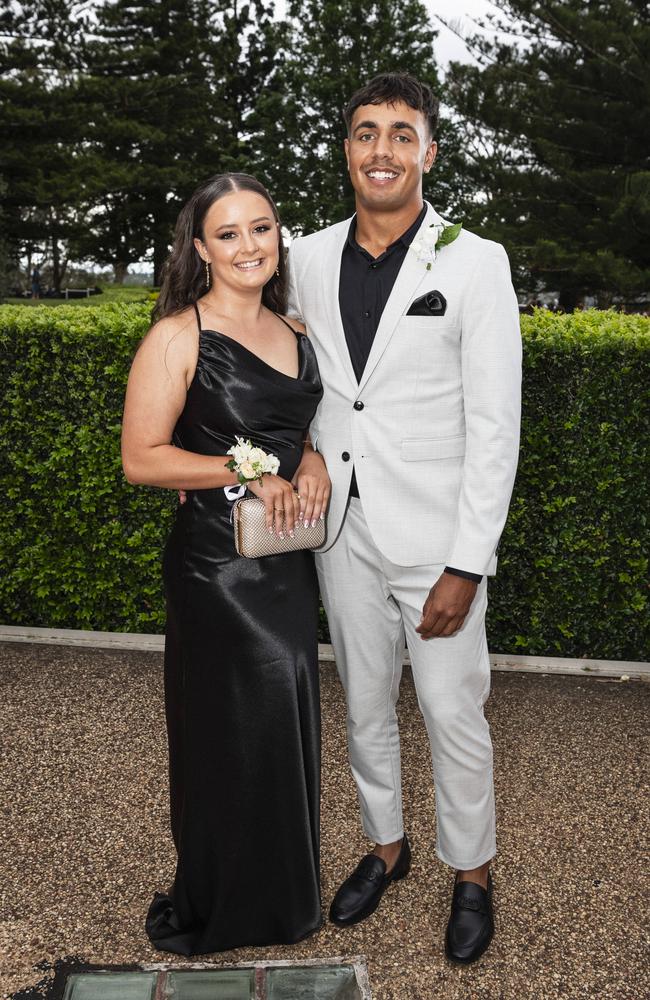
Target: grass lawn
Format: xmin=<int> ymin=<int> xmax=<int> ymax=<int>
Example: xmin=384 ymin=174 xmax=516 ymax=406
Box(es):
xmin=4 ymin=284 xmax=155 ymax=307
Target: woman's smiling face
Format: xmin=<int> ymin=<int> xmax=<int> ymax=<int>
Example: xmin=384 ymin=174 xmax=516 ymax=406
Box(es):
xmin=195 ymin=189 xmax=280 ymax=293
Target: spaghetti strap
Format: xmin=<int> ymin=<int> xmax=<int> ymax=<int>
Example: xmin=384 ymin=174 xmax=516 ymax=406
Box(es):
xmin=276 ymin=314 xmax=301 ymax=339
xmin=193 ymin=302 xmax=202 ymax=333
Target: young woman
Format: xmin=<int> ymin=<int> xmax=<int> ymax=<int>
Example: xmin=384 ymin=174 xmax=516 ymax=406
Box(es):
xmin=121 ymin=173 xmax=330 ymax=955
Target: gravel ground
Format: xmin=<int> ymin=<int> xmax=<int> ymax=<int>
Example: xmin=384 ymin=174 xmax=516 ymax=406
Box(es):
xmin=0 ymin=642 xmax=648 ymax=1000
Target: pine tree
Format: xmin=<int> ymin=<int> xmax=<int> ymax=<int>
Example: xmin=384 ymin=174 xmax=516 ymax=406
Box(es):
xmin=0 ymin=1 xmax=92 ymax=291
xmin=256 ymin=0 xmax=462 ymax=234
xmin=85 ymin=0 xmax=282 ymax=282
xmin=0 ymin=1 xmax=472 ymax=280
xmin=445 ymin=0 xmax=650 ymax=306
xmin=85 ymin=0 xmax=218 ymax=283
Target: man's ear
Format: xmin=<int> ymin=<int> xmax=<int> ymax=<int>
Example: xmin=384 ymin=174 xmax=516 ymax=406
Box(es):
xmin=343 ymin=136 xmax=351 ymax=170
xmin=424 ymin=140 xmax=438 ymax=174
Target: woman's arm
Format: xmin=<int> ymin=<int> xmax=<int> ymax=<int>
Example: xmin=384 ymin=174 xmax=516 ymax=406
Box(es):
xmin=121 ymin=315 xmax=239 ymax=490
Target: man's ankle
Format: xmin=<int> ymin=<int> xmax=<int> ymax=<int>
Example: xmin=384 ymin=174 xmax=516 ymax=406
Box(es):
xmin=372 ymin=836 xmax=403 ymax=873
xmin=456 ymin=861 xmax=490 ymax=889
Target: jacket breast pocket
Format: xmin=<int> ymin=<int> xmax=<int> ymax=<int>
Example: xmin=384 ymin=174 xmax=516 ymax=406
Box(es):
xmin=400 ymin=434 xmax=466 ymax=462
xmin=399 ymin=316 xmax=458 ymax=333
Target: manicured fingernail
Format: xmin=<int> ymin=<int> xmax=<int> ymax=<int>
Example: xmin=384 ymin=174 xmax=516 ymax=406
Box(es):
xmin=279 ymin=531 xmax=284 ymax=539
xmin=319 ymin=512 xmax=325 ymax=519
xmin=298 ymin=511 xmax=304 ymax=520
xmin=289 ymin=530 xmax=295 ymax=538
xmin=268 ymin=526 xmax=274 ymax=534
xmin=311 ymin=519 xmax=317 ymax=528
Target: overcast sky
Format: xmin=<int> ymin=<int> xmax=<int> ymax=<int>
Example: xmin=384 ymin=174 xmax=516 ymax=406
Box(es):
xmin=426 ymin=0 xmax=495 ymax=68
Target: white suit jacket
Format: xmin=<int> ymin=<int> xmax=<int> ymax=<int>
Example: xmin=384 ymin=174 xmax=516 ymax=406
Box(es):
xmin=287 ymin=201 xmax=522 ymax=576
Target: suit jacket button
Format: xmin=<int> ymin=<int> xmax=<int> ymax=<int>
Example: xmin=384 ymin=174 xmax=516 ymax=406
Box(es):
xmin=353 ymin=401 xmax=364 ymax=411
xmin=341 ymin=451 xmax=350 ymax=461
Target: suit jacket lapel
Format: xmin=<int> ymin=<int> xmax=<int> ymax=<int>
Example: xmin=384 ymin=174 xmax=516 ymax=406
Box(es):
xmin=357 ymin=203 xmax=446 ymax=395
xmin=320 ymin=218 xmax=358 ymax=392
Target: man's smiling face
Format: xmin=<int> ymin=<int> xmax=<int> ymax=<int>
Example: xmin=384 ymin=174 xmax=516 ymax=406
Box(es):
xmin=344 ymin=100 xmax=437 ymax=212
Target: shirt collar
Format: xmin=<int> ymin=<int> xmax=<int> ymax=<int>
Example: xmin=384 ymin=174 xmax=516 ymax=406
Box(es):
xmin=346 ymin=202 xmax=427 ymax=254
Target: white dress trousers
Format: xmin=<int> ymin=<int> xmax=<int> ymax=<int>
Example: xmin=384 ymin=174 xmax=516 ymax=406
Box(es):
xmin=317 ymin=498 xmax=497 ymax=870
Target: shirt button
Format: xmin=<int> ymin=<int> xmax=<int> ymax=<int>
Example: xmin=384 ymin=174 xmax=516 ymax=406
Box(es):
xmin=370 ymin=262 xmax=377 ymax=269
xmin=341 ymin=451 xmax=350 ymax=462
xmin=363 ymin=310 xmax=371 ymax=318
xmin=353 ymin=401 xmax=364 ymax=411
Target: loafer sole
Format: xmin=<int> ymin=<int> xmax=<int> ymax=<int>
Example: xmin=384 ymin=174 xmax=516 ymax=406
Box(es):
xmin=329 ymin=863 xmax=410 ymax=928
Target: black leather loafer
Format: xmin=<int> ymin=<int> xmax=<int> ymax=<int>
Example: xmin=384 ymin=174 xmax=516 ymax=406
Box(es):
xmin=445 ymin=872 xmax=494 ymax=964
xmin=329 ymin=834 xmax=411 ymax=927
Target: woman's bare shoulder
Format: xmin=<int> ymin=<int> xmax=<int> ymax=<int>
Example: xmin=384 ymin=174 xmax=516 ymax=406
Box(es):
xmin=146 ymin=305 xmax=198 ymax=346
xmin=133 ymin=306 xmax=199 ymax=376
xmin=280 ymin=314 xmax=306 ymax=335
xmin=136 ymin=306 xmax=196 ymax=357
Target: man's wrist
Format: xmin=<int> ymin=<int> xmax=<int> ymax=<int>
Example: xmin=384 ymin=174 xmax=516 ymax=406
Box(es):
xmin=444 ymin=565 xmax=483 ymax=584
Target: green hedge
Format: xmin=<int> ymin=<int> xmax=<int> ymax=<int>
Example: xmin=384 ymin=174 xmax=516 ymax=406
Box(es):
xmin=0 ymin=303 xmax=172 ymax=633
xmin=496 ymin=309 xmax=649 ymax=659
xmin=1 ymin=304 xmax=648 ymax=659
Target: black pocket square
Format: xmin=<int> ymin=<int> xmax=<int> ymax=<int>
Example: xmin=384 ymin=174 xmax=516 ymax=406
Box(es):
xmin=406 ymin=290 xmax=447 ymax=317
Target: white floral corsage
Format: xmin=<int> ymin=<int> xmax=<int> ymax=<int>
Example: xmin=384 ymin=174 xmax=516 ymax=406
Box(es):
xmin=226 ymin=437 xmax=280 ymax=485
xmin=410 ymin=221 xmax=463 ymax=270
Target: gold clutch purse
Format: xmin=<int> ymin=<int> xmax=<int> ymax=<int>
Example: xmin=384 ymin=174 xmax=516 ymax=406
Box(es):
xmin=232 ymin=495 xmax=326 ymax=558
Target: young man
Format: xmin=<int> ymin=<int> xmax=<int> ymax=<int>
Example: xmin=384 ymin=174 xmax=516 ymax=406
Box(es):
xmin=290 ymin=73 xmax=522 ymax=963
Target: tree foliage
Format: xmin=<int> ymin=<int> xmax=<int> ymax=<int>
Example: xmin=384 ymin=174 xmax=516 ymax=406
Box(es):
xmin=6 ymin=0 xmax=646 ymax=297
xmin=1 ymin=1 xmax=287 ymax=285
xmin=247 ymin=0 xmax=477 ymax=231
xmin=445 ymin=0 xmax=650 ymax=306
xmin=1 ymin=0 xmax=474 ymax=285
xmin=259 ymin=0 xmax=444 ymax=230
xmin=81 ymin=0 xmax=220 ymax=283
xmin=0 ymin=1 xmax=92 ymax=290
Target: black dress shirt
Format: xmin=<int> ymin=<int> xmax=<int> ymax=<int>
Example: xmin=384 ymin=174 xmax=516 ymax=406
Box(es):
xmin=339 ymin=205 xmax=426 ymax=382
xmin=337 ymin=206 xmax=482 ymax=584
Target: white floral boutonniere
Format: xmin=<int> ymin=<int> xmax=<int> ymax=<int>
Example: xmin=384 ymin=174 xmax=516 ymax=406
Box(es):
xmin=410 ymin=221 xmax=463 ymax=270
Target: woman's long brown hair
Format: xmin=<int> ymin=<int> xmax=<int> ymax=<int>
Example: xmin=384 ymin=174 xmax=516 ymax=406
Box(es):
xmin=153 ymin=173 xmax=287 ymax=322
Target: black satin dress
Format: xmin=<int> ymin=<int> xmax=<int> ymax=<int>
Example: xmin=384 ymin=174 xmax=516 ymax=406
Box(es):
xmin=145 ymin=305 xmax=323 ymax=956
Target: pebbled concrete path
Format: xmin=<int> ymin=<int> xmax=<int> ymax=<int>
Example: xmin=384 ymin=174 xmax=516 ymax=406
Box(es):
xmin=1 ymin=642 xmax=647 ymax=1000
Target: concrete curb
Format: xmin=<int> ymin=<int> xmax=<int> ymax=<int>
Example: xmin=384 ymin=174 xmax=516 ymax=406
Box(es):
xmin=1 ymin=624 xmax=648 ymax=680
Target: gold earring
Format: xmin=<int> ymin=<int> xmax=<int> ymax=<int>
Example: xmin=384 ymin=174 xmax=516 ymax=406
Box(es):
xmin=205 ymin=260 xmax=211 ymax=289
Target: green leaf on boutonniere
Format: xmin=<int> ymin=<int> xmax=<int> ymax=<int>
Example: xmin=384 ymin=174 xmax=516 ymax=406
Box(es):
xmin=437 ymin=222 xmax=463 ymax=248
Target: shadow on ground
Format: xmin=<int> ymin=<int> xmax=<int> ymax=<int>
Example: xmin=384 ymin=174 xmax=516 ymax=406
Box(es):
xmin=0 ymin=642 xmax=647 ymax=999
